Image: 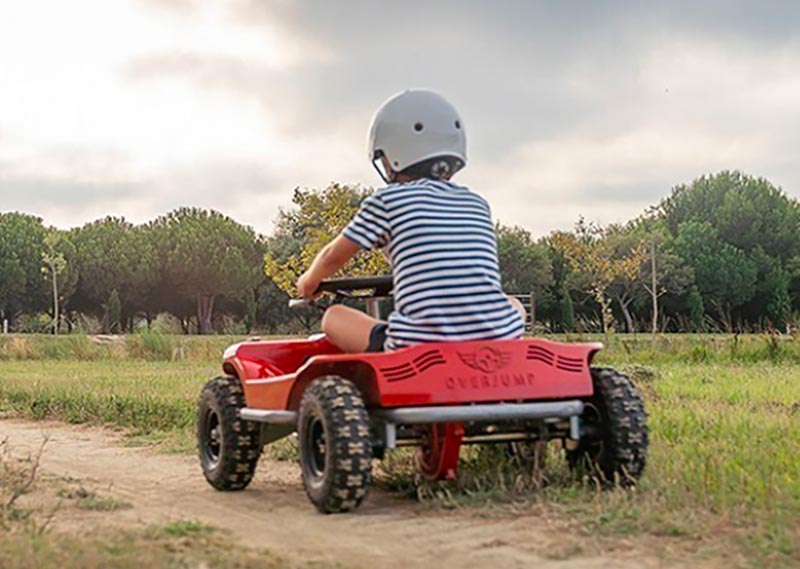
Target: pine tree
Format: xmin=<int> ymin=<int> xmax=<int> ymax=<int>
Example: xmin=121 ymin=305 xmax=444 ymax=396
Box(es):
xmin=107 ymin=289 xmax=122 ymax=334
xmin=558 ymin=285 xmax=575 ymax=332
xmin=687 ymin=285 xmax=705 ymax=332
xmin=243 ymin=288 xmax=256 ymax=333
xmin=766 ymin=285 xmax=791 ymax=330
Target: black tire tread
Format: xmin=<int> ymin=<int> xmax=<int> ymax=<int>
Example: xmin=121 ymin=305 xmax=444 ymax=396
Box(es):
xmin=198 ymin=376 xmax=261 ymax=491
xmin=569 ymin=367 xmax=648 ymax=485
xmin=298 ymin=376 xmax=372 ymax=513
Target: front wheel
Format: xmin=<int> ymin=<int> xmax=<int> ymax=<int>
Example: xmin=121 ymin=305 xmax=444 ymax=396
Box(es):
xmin=197 ymin=376 xmax=262 ymax=491
xmin=298 ymin=376 xmax=372 ymax=513
xmin=567 ymin=367 xmax=648 ymax=486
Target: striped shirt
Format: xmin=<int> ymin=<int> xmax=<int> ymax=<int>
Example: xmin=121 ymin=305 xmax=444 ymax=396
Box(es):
xmin=343 ymin=178 xmax=524 ymax=350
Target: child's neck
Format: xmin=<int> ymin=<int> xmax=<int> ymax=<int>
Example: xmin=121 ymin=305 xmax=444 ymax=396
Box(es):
xmin=393 ymin=174 xmax=451 ymax=183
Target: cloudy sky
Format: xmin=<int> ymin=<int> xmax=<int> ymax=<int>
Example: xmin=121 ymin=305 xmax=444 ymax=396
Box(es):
xmin=1 ymin=0 xmax=798 ymax=237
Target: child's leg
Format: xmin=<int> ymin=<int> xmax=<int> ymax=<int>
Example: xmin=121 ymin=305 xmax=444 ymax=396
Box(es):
xmin=508 ymin=295 xmax=527 ymax=321
xmin=322 ymin=304 xmax=382 ymax=353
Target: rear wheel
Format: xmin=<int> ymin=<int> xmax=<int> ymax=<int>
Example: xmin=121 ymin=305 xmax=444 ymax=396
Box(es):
xmin=298 ymin=376 xmax=372 ymax=513
xmin=567 ymin=367 xmax=648 ymax=485
xmin=198 ymin=376 xmax=261 ymax=491
xmin=416 ymin=423 xmax=464 ymax=481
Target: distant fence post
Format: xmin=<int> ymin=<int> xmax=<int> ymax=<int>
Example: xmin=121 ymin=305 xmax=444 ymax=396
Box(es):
xmin=2 ymin=319 xmax=7 ymax=334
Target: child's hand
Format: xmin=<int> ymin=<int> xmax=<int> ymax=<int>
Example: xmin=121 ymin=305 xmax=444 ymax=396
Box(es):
xmin=297 ymin=270 xmax=322 ymax=300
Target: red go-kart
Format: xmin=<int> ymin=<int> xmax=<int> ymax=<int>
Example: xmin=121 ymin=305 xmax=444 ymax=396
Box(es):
xmin=197 ymin=277 xmax=648 ymax=513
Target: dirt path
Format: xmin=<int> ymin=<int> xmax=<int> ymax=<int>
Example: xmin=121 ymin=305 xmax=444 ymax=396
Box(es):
xmin=2 ymin=419 xmax=684 ymax=569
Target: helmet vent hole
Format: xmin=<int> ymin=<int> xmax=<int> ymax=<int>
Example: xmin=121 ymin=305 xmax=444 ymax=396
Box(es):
xmin=414 ymin=122 xmax=424 ymax=132
xmin=455 ymin=120 xmax=461 ymax=129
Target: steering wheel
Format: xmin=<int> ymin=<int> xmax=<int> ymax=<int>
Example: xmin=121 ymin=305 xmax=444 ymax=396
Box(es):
xmin=289 ymin=275 xmax=393 ymax=310
xmin=315 ymin=276 xmax=393 ymax=297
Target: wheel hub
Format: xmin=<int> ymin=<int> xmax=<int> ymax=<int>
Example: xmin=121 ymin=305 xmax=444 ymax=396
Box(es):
xmin=579 ymin=402 xmax=605 ymax=458
xmin=303 ymin=414 xmax=327 ymax=483
xmin=203 ymin=410 xmax=222 ymax=467
xmin=416 ymin=423 xmax=464 ymax=481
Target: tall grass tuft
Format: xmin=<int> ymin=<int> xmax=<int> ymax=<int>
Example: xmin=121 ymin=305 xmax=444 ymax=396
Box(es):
xmin=125 ymin=329 xmax=176 ymax=361
xmin=0 ymin=333 xmax=246 ymax=362
xmin=0 ymin=337 xmax=43 ymax=360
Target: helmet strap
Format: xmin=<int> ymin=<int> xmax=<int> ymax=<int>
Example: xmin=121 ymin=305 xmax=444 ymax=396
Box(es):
xmin=372 ymin=153 xmax=396 ymax=184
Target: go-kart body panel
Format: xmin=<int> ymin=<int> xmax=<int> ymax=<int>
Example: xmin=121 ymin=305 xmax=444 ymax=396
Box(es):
xmin=204 ymin=276 xmax=646 ymax=496
xmin=224 ymin=337 xmax=601 ymax=411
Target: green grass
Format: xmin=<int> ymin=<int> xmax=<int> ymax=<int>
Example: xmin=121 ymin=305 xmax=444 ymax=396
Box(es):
xmin=0 ymin=333 xmax=264 ymax=362
xmin=56 ymin=487 xmax=132 ymax=512
xmin=2 ymin=331 xmax=799 ymax=364
xmin=1 ymin=333 xmax=799 ymax=565
xmin=157 ymin=519 xmax=216 ymax=538
xmin=0 ymin=520 xmax=317 ymax=569
xmin=378 ymin=361 xmax=800 ymax=566
xmin=0 ymin=359 xmax=216 ymax=452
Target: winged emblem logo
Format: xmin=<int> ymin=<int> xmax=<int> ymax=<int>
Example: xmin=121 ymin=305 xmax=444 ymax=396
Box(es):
xmin=458 ymin=347 xmax=512 ymax=373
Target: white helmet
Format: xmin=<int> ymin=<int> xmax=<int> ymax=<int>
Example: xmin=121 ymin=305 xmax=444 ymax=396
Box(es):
xmin=368 ymin=89 xmax=467 ymax=183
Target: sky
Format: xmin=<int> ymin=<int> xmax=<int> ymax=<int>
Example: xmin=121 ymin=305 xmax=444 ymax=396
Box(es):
xmin=1 ymin=0 xmax=799 ymax=237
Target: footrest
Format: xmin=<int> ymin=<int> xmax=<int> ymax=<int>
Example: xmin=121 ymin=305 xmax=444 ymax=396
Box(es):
xmin=239 ymin=409 xmax=297 ymax=424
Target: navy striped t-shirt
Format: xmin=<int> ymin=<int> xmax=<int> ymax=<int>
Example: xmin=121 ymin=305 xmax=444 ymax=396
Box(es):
xmin=343 ymin=178 xmax=524 ymax=350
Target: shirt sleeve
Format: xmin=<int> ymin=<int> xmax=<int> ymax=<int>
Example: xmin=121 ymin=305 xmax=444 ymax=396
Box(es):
xmin=343 ymin=193 xmax=391 ymax=250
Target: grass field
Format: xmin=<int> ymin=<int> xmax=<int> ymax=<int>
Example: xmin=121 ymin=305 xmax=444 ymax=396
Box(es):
xmin=1 ymin=332 xmax=799 ymax=566
xmin=0 ymin=519 xmax=307 ymax=569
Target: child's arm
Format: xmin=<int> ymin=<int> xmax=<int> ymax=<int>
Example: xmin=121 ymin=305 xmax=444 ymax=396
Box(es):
xmin=297 ymin=234 xmax=361 ymax=299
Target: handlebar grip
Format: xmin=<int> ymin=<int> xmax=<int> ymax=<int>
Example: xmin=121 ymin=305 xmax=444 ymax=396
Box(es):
xmin=315 ymin=275 xmax=394 ymax=295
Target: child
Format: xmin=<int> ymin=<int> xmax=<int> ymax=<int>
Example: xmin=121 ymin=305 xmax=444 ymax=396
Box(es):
xmin=297 ymin=89 xmax=525 ymax=352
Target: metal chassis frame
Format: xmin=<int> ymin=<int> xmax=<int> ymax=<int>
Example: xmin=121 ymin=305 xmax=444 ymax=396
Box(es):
xmin=240 ymin=399 xmax=584 ymax=450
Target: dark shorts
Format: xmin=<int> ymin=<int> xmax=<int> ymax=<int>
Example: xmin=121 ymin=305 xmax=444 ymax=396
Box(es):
xmin=367 ymin=323 xmax=388 ymax=352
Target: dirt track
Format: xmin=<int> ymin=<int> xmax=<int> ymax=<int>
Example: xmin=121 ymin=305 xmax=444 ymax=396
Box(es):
xmin=2 ymin=419 xmax=686 ymax=569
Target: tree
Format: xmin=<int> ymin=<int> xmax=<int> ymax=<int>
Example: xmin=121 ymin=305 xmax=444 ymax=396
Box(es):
xmin=264 ymin=184 xmax=390 ymax=296
xmin=788 ymin=256 xmax=800 ymax=314
xmin=107 ymin=289 xmax=122 ymax=334
xmin=0 ymin=213 xmax=48 ymax=324
xmin=746 ymin=247 xmax=791 ymax=329
xmin=659 ymin=171 xmax=800 ymax=262
xmin=496 ymin=224 xmax=553 ymax=322
xmin=551 ymin=219 xmax=646 ymax=342
xmin=71 ymin=217 xmax=156 ymax=330
xmin=639 ymin=238 xmax=693 ymax=334
xmin=687 ymin=285 xmax=705 ymax=332
xmin=150 ymin=208 xmax=262 ymax=335
xmin=620 ymin=215 xmax=696 ymax=335
xmin=603 ymin=227 xmax=649 ymax=333
xmin=243 ymin=288 xmax=257 ymax=333
xmin=255 ymin=278 xmax=294 ymax=333
xmin=41 ymin=231 xmax=77 ymax=334
xmin=668 ymin=221 xmax=756 ymax=331
xmin=557 ymin=282 xmax=575 ymax=332
xmin=538 ymin=237 xmax=574 ymax=332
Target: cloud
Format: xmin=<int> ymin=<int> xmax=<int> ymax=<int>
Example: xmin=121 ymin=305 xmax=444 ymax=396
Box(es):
xmin=465 ymin=122 xmax=775 ymax=229
xmin=0 ymin=148 xmax=283 ymax=234
xmin=130 ymin=1 xmax=800 ymax=158
xmin=1 ymin=0 xmax=800 ymax=238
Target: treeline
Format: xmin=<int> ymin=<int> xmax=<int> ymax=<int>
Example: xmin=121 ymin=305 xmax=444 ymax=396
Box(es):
xmin=1 ymin=171 xmax=799 ymax=335
xmin=0 ymin=208 xmax=290 ymax=335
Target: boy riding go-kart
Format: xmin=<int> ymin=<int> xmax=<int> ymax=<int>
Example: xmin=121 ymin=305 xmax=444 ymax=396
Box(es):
xmin=197 ymin=90 xmax=648 ymax=513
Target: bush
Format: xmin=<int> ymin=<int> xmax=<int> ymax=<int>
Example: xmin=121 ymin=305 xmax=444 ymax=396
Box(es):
xmin=125 ymin=329 xmax=176 ymax=361
xmin=73 ymin=313 xmax=103 ymax=335
xmin=150 ymin=313 xmax=184 ymax=335
xmin=14 ymin=314 xmax=51 ymax=334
